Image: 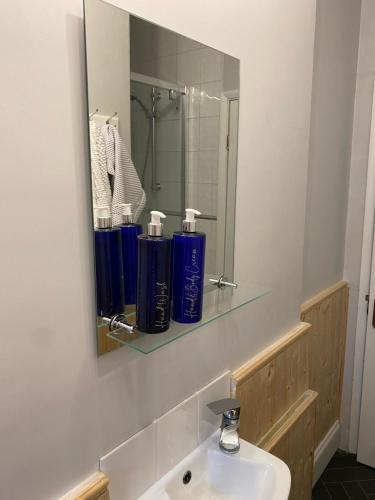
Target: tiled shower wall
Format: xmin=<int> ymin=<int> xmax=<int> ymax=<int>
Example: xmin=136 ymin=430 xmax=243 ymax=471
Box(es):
xmin=130 ymin=17 xmax=233 ymax=274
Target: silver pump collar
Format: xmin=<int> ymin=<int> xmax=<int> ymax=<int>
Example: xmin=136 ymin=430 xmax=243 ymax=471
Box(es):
xmin=183 ymin=219 xmax=196 ymax=233
xmin=122 ymin=213 xmax=133 ymax=224
xmin=148 ymin=222 xmax=163 ymax=236
xmin=97 ymin=216 xmax=112 ymax=229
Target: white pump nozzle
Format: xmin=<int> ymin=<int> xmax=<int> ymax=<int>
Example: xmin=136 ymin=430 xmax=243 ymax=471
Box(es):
xmin=148 ymin=210 xmax=166 ymax=236
xmin=183 ymin=208 xmax=201 ymax=232
xmin=96 ymin=206 xmax=112 ymax=229
xmin=151 ymin=210 xmax=166 ymax=224
xmin=116 ymin=203 xmax=133 ymax=223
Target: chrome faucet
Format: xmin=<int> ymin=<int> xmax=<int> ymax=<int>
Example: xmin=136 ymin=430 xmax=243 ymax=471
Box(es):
xmin=207 ymin=398 xmax=241 ymax=454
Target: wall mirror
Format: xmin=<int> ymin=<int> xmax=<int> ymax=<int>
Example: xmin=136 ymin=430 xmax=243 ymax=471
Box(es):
xmin=84 ymin=0 xmax=240 ymax=354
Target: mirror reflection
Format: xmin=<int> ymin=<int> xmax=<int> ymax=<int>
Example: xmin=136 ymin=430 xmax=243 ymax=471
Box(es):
xmin=84 ymin=0 xmax=239 ymax=347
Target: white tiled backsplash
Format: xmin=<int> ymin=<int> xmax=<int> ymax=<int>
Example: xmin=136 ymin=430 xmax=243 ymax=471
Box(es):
xmin=100 ymin=370 xmax=231 ymax=500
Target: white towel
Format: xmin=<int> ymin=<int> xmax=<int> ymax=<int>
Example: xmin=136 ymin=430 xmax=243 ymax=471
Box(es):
xmin=89 ymin=120 xmax=112 ymax=222
xmin=102 ymin=124 xmax=146 ymax=225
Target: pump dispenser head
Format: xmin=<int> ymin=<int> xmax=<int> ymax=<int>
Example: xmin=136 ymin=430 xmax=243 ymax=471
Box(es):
xmin=96 ymin=206 xmax=112 ymax=229
xmin=116 ymin=203 xmax=133 ymax=224
xmin=148 ymin=210 xmax=166 ymax=236
xmin=183 ymin=208 xmax=201 ymax=233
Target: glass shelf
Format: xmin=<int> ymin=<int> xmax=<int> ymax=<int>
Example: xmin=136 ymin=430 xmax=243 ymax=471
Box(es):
xmin=100 ymin=282 xmax=270 ymax=354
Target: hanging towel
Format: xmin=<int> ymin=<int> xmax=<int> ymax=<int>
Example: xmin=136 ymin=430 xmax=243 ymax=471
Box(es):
xmin=89 ymin=120 xmax=112 ymax=222
xmin=102 ymin=124 xmax=146 ymax=225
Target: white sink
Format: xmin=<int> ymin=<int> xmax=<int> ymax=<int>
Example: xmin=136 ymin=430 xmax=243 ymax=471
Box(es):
xmin=138 ymin=431 xmax=291 ymax=500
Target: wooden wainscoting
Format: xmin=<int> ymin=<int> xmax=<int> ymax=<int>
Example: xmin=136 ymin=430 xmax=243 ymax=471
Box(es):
xmin=233 ymin=280 xmax=349 ymax=499
xmin=232 ymin=322 xmax=316 ymax=500
xmin=233 ymin=322 xmax=312 ymax=444
xmin=259 ymin=390 xmax=318 ymax=500
xmin=301 ymin=280 xmax=349 ymax=447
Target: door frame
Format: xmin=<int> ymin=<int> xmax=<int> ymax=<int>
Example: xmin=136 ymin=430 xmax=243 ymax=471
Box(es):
xmin=217 ymin=89 xmax=239 ymax=280
xmin=349 ymin=78 xmax=375 ymax=453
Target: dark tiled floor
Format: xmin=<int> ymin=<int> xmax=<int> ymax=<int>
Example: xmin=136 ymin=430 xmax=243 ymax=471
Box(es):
xmin=313 ymin=449 xmax=375 ymax=499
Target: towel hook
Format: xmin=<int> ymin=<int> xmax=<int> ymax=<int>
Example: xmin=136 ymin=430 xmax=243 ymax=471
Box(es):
xmin=89 ymin=108 xmax=99 ymax=120
xmin=106 ymin=111 xmax=118 ymax=124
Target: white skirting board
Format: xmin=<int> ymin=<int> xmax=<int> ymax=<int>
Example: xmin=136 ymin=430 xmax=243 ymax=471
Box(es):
xmin=313 ymin=421 xmax=341 ymax=485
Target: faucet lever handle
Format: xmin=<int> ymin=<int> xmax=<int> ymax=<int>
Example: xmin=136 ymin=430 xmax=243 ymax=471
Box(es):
xmin=207 ymin=398 xmax=240 ymax=416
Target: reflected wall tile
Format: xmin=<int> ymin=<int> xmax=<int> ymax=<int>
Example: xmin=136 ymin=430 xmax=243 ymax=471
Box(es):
xmin=177 ymin=35 xmax=202 ymax=53
xmin=186 ymin=151 xmax=199 ymax=184
xmin=150 ymin=181 xmax=183 ymax=212
xmin=157 ymin=151 xmax=183 ymax=183
xmin=200 ymin=48 xmax=224 ymax=83
xmin=157 ymin=119 xmax=180 ymax=152
xmin=198 ymin=220 xmax=217 ymax=270
xmin=187 ymin=118 xmax=200 ymax=151
xmin=131 ymin=116 xmax=150 ymax=153
xmin=163 ymin=214 xmax=182 ymax=235
xmin=155 ymin=55 xmax=178 ymax=84
xmin=198 ymin=150 xmax=219 ymax=183
xmin=188 ymin=182 xmax=218 ymax=216
xmin=158 ymin=95 xmax=181 ymax=122
xmin=187 ymin=85 xmax=201 ymax=119
xmin=200 ymin=116 xmax=220 ymax=151
xmin=155 ymin=29 xmax=177 ymax=58
xmin=187 ymin=150 xmax=219 ymax=184
xmin=200 ymin=81 xmax=222 ymax=117
xmin=205 ymin=248 xmax=217 ymax=275
xmin=177 ymin=50 xmax=201 ymax=85
xmin=134 ymin=58 xmax=158 ymax=80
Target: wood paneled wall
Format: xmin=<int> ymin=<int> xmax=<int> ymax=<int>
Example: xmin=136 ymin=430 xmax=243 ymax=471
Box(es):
xmin=233 ymin=281 xmax=349 ymax=499
xmin=261 ymin=391 xmax=317 ymax=500
xmin=233 ymin=323 xmax=316 ymax=500
xmin=301 ymin=280 xmax=349 ymax=447
xmin=233 ymin=322 xmax=312 ymax=444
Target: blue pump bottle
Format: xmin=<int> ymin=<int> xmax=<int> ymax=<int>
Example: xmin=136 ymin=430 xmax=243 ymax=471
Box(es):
xmin=116 ymin=203 xmax=142 ymax=306
xmin=137 ymin=211 xmax=171 ymax=333
xmin=172 ymin=208 xmax=206 ymax=323
xmin=94 ymin=206 xmax=124 ymax=317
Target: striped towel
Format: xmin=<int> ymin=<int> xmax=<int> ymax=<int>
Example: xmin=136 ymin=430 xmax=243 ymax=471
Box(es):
xmin=102 ymin=124 xmax=146 ymax=225
xmin=89 ymin=120 xmax=112 ymax=223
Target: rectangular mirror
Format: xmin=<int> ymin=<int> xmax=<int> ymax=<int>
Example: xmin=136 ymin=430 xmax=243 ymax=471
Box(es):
xmin=84 ymin=0 xmax=240 ymax=353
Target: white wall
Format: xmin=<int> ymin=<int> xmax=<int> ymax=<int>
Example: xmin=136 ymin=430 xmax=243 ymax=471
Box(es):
xmin=302 ymin=0 xmax=361 ymax=302
xmin=0 ymin=1 xmax=316 ymax=499
xmin=341 ymin=0 xmax=375 ymax=452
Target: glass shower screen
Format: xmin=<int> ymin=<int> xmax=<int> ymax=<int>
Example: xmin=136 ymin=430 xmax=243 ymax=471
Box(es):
xmin=130 ymin=79 xmax=185 ymax=235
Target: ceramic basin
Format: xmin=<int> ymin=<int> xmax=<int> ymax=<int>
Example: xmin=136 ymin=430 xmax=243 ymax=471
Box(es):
xmin=138 ymin=431 xmax=291 ymax=500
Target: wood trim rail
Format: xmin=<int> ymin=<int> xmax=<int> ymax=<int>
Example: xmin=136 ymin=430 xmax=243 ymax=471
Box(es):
xmin=232 ymin=321 xmax=312 ymax=386
xmin=257 ymin=389 xmax=318 ymax=451
xmin=76 ymin=472 xmax=109 ymax=500
xmin=60 ymin=472 xmax=110 ymax=500
xmin=301 ymin=280 xmax=348 ymax=314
